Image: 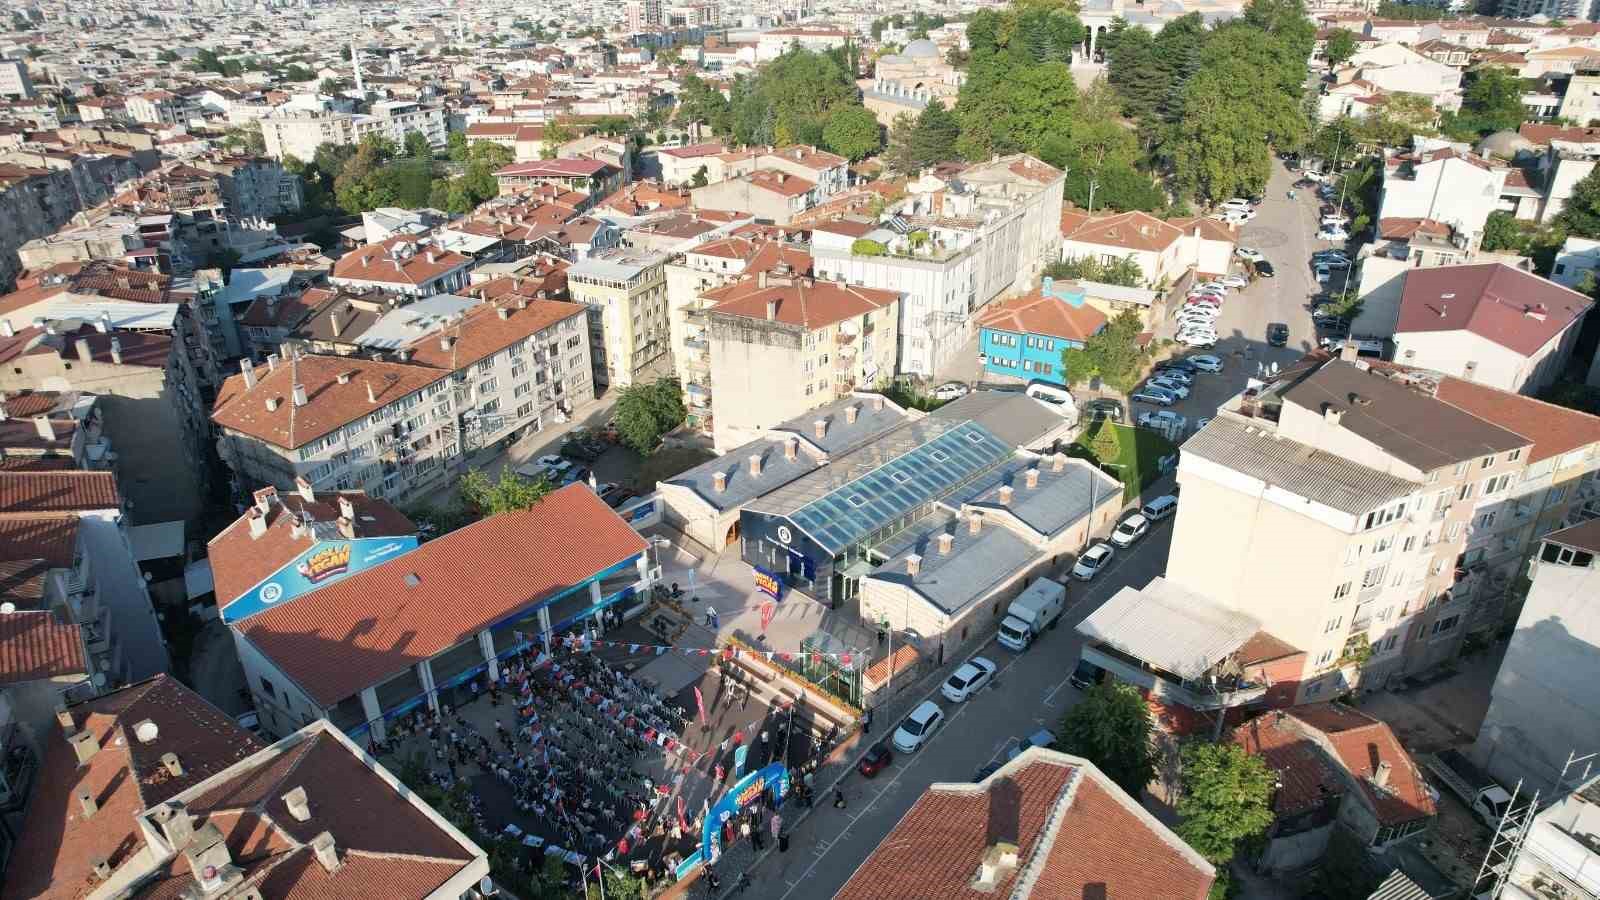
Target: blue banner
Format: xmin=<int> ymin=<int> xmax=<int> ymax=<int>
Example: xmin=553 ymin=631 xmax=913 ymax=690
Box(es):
xmin=223 ymin=535 xmax=418 ymax=622
xmin=754 ymin=566 xmax=783 ymax=600
xmin=734 ymin=744 xmax=749 ymax=777
xmin=701 ymin=762 xmax=789 ymax=864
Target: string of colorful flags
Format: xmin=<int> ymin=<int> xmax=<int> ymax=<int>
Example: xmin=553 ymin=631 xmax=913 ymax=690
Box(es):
xmin=557 ymin=633 xmax=860 ymax=669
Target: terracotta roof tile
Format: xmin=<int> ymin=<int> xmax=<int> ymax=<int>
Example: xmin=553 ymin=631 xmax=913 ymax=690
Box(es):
xmin=403 ymin=297 xmax=585 ymax=369
xmin=975 ymin=291 xmax=1108 ymax=343
xmin=239 ymin=485 xmax=648 ymax=707
xmin=1396 ymin=263 xmax=1592 ymax=357
xmin=0 ymin=514 xmax=79 ymax=565
xmin=1232 ymin=714 xmax=1342 ymax=816
xmin=1436 ymin=376 xmax=1600 ymax=464
xmin=0 ymin=470 xmax=119 ymax=514
xmin=210 ymin=355 xmax=442 ymax=451
xmin=702 ymin=271 xmax=897 ymax=330
xmin=1061 ymin=209 xmax=1183 ymax=254
xmin=1287 ymin=703 xmax=1435 ymax=825
xmin=208 ymin=490 xmax=417 ymax=612
xmin=836 ymin=750 xmax=1213 ymax=900
xmin=331 ymin=236 xmax=472 ymax=288
xmin=0 ymin=609 xmax=86 ymax=683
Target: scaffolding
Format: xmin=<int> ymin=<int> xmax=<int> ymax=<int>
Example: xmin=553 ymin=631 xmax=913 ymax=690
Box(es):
xmin=1472 ymin=779 xmax=1539 ymax=900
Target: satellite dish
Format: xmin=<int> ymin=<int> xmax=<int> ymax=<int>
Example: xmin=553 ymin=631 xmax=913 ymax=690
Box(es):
xmin=1269 ymin=362 xmax=1280 ymax=375
xmin=0 ymin=602 xmax=14 ymax=614
xmin=135 ymin=720 xmax=159 ymax=742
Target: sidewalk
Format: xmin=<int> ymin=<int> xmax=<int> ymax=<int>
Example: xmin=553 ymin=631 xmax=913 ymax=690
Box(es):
xmin=418 ymin=392 xmax=617 ymax=508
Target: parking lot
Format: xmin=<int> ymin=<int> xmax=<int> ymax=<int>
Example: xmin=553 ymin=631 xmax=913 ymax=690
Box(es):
xmin=1137 ymin=161 xmax=1347 ymax=437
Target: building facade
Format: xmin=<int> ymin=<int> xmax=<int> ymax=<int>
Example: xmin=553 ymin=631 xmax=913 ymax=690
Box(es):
xmin=567 ymin=251 xmax=669 ymax=389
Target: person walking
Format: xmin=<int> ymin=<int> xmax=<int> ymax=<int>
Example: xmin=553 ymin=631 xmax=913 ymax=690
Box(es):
xmin=862 ymin=709 xmax=872 ymax=734
xmin=750 ymin=822 xmax=765 ymax=851
xmin=833 ymin=788 xmax=847 ymax=809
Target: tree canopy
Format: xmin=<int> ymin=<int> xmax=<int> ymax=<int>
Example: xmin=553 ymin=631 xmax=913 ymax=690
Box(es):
xmin=719 ymin=47 xmax=865 ymax=147
xmin=459 ymin=468 xmax=553 ymax=517
xmin=1324 ymin=29 xmax=1358 ymax=68
xmin=1058 ymin=308 xmax=1149 ymax=392
xmin=822 ymin=104 xmax=882 ymax=162
xmin=1446 ymin=67 xmax=1529 ymax=139
xmin=1558 ymin=165 xmax=1600 ymax=238
xmin=1052 ymin=681 xmax=1157 ymax=796
xmin=614 ymin=377 xmax=687 ymax=455
xmin=1175 ymin=741 xmax=1277 ymax=866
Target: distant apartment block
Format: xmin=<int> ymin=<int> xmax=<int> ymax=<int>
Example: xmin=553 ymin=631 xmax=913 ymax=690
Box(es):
xmin=567 ymin=250 xmax=669 ymax=389
xmin=260 ymin=100 xmax=447 ymax=161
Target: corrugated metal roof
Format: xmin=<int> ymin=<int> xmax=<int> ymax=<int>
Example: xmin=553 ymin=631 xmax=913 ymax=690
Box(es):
xmin=1368 ymin=869 xmax=1434 ymax=900
xmin=1181 ymin=415 xmax=1419 ymax=515
xmin=1076 ymin=577 xmax=1262 ymax=681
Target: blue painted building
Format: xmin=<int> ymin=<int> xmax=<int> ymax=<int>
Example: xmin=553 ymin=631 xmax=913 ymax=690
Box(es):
xmin=975 ymin=277 xmax=1108 ymax=386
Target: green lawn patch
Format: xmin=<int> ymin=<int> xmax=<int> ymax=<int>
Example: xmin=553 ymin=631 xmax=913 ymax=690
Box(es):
xmin=1066 ymin=421 xmax=1177 ymax=500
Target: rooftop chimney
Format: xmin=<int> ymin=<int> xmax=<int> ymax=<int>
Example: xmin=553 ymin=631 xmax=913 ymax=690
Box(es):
xmin=758 ymin=269 xmax=768 ymax=290
xmin=968 ymin=514 xmax=982 ymax=535
xmin=906 ymin=553 xmax=922 ymax=576
xmin=282 ymin=786 xmax=311 ymax=822
xmin=1323 ymin=403 xmax=1344 ymax=427
xmin=497 ymin=306 xmax=511 ymax=319
xmin=90 ymin=858 xmax=111 ymax=881
xmin=73 ymin=337 xmax=92 ymax=364
xmin=329 ymin=308 xmax=345 ymax=336
xmin=253 ymin=486 xmax=277 ymax=514
xmin=33 ymin=414 xmax=54 ymax=442
xmin=291 ymin=383 xmax=307 ymax=407
xmin=937 ymin=532 xmax=953 ymax=555
xmin=161 ymin=751 xmax=184 ymax=777
xmin=366 ymin=381 xmax=377 ymax=403
xmin=1373 ymin=761 xmax=1392 ymax=789
xmin=247 ymin=507 xmax=267 ymax=539
xmin=68 ymin=729 xmax=100 ymax=766
xmin=999 ymin=485 xmax=1014 ymax=505
xmin=973 ymin=842 xmax=1021 ymax=890
xmin=336 ymin=370 xmax=352 ymax=385
xmin=56 ymin=707 xmax=73 ymax=733
xmin=76 ymin=785 xmax=98 ymax=818
xmin=337 ymin=516 xmax=355 ymax=539
xmin=712 ymin=470 xmax=727 ymax=492
xmin=1340 ymin=340 xmax=1359 ymax=362
xmin=872 ymin=394 xmax=884 ymax=411
xmin=845 ymin=404 xmax=859 ymax=424
xmin=766 ymin=298 xmax=778 ymax=320
xmin=813 ymin=418 xmax=827 ymax=440
xmin=440 ymin=335 xmax=456 ymax=352
xmin=1025 ymin=468 xmax=1039 ymax=490
xmin=152 ymin=801 xmax=196 ymax=850
xmin=338 ymin=495 xmax=355 ymax=520
xmin=749 ymin=453 xmax=763 ymax=477
xmin=295 ymin=475 xmax=314 ymax=502
xmin=310 ymin=832 xmax=342 ymax=874
xmin=96 ymin=313 xmax=112 ymax=334
xmin=265 ymin=396 xmax=281 ymax=412
xmin=289 ymin=513 xmax=308 ymax=540
xmin=109 ymin=337 xmax=122 ymax=365
xmin=240 ymin=358 xmax=257 ymax=390
xmin=1051 ymin=452 xmax=1066 ymax=472
xmin=785 ymin=436 xmax=798 ymax=461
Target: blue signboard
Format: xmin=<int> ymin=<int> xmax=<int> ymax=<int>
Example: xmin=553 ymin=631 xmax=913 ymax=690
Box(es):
xmin=701 ymin=762 xmax=789 ymax=864
xmin=627 ymin=499 xmax=656 ymax=523
xmin=222 ymin=535 xmax=419 ymax=623
xmin=754 ymin=566 xmax=783 ymax=600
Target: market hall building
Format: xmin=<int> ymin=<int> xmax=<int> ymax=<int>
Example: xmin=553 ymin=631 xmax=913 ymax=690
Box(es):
xmin=223 ymin=484 xmax=654 ymax=741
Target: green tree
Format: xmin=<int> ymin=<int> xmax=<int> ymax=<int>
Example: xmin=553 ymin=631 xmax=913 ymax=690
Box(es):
xmin=540 ymin=120 xmax=576 ymax=158
xmin=908 ymin=99 xmax=961 ymax=167
xmin=690 ymin=165 xmax=709 ymax=188
xmin=221 ymin=123 xmax=266 ymax=155
xmin=1450 ymin=67 xmax=1529 ymax=138
xmin=1175 ymin=741 xmax=1277 ymax=866
xmin=447 ymin=130 xmax=469 ymax=163
xmin=1322 ymin=288 xmax=1364 ymax=324
xmin=459 ymin=468 xmax=553 ymax=516
xmin=613 ymin=377 xmax=687 ymax=455
xmin=1056 ymin=308 xmax=1147 ymax=392
xmin=404 ymin=130 xmax=433 ymax=160
xmin=822 ymin=104 xmax=881 ymax=161
xmin=1558 ymin=165 xmax=1600 ymax=238
xmin=1053 ymin=682 xmax=1157 ymax=796
xmin=727 ymin=47 xmax=860 ymax=148
xmin=676 ymin=74 xmax=732 ymax=134
xmin=1482 ymin=210 xmax=1532 ymax=252
xmin=157 ymin=49 xmax=179 ymax=63
xmin=1324 ymin=29 xmax=1358 ymax=68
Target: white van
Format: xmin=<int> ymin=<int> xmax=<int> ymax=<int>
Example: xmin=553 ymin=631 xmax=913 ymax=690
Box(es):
xmin=1025 ymin=382 xmax=1073 ymax=411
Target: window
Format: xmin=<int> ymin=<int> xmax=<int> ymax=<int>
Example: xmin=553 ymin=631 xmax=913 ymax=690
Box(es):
xmin=1541 ymin=543 xmax=1596 ymax=567
xmin=1314 ymin=650 xmax=1334 ymax=667
xmin=1455 ymin=462 xmax=1470 ymax=477
xmin=1457 ymin=482 xmax=1475 ymax=502
xmin=1549 ymin=485 xmax=1569 ymax=504
xmin=1364 ymin=501 xmax=1406 ymax=530
xmin=1446 ymin=522 xmax=1462 ymax=541
xmin=1507 ymin=448 xmax=1522 ymax=463
xmin=1324 ymin=616 xmax=1344 ymax=633
xmin=1481 ymin=455 xmax=1495 ymax=470
xmin=1362 ymin=565 xmax=1387 ymax=589
xmin=1477 ymin=511 xmax=1497 ymax=529
xmin=1402 ymin=535 xmax=1417 ymax=553
xmin=1382 ymin=634 xmax=1398 ymax=651
xmin=1333 ymin=581 xmax=1352 ymax=600
xmin=1306 ymin=679 xmax=1324 ymax=697
xmin=259 ymin=677 xmax=276 ymax=698
xmin=1374 ymin=536 xmax=1393 ymax=554
xmin=1483 ymin=474 xmax=1512 ymax=495
xmin=1432 ymin=614 xmax=1460 ymax=636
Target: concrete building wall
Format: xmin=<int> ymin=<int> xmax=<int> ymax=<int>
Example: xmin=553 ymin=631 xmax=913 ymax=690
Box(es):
xmin=78 ymin=510 xmax=170 ymax=681
xmin=689 ymin=179 xmax=803 ymax=223
xmin=1392 ymin=327 xmax=1579 ymax=396
xmin=232 ymin=628 xmax=325 ymax=740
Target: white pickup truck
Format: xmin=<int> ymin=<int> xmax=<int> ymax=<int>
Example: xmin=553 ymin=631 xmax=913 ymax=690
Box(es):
xmin=1424 ymin=749 xmax=1513 ymax=828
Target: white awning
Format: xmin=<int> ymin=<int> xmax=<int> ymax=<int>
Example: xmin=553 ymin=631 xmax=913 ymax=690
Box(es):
xmin=1075 ymin=576 xmax=1262 ymax=681
xmin=126 ymin=520 xmax=185 ymax=562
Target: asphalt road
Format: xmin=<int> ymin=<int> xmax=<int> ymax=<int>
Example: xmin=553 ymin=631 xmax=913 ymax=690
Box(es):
xmin=752 ymin=515 xmax=1178 ymax=900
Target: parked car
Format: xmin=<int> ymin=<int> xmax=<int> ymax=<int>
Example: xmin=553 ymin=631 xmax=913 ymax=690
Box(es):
xmin=1218 ymin=273 xmax=1249 ymax=289
xmin=1317 ymin=227 xmax=1350 ymax=241
xmin=1150 ymin=367 xmax=1192 ymax=385
xmin=1221 ymin=198 xmax=1253 ymax=212
xmin=1154 ymin=359 xmax=1199 ymax=375
xmin=1266 ymin=322 xmax=1290 ymax=347
xmin=1254 ymin=260 xmax=1275 ymax=277
xmin=858 ymin=742 xmax=894 ymax=777
xmin=1140 ymin=494 xmax=1178 ymax=520
xmin=1301 ymin=169 xmax=1326 ymax=182
xmin=1110 ymin=513 xmax=1150 ymax=548
xmin=942 ymin=656 xmax=999 ymax=703
xmin=1071 ymin=542 xmax=1116 ymax=581
xmin=1176 ymin=331 xmax=1218 ymax=348
xmin=1186 ymin=295 xmax=1222 ymax=308
xmin=605 ymin=487 xmax=638 ymax=509
xmin=1137 ymin=410 xmax=1188 ymax=431
xmin=1084 ymin=398 xmax=1124 ymax=422
xmin=892 ymin=701 xmax=947 ymax=753
xmin=1188 ymin=354 xmax=1224 ymax=373
xmin=932 ymin=381 xmax=970 ymax=401
xmin=1148 ymin=377 xmax=1190 ymax=399
xmin=1130 ymin=386 xmax=1177 ymax=406
xmin=591 ymin=481 xmax=619 ymax=499
xmin=1225 ymin=208 xmax=1257 ymax=223
xmin=1313 ymin=249 xmax=1350 ymax=264
xmin=1314 ymin=264 xmax=1331 ymax=283
xmin=1236 ymin=247 xmax=1266 ymax=263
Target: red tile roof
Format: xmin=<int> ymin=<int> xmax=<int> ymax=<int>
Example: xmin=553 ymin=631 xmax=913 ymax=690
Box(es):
xmin=0 ymin=470 xmax=120 ymax=514
xmin=1288 ymin=703 xmax=1436 ymax=826
xmin=208 ymin=489 xmax=416 ymax=612
xmin=702 ymin=270 xmax=898 ymax=330
xmin=403 ymin=297 xmax=586 ymax=370
xmin=0 ymin=609 xmax=87 ymax=683
xmin=3 ymin=675 xmax=264 ymax=900
xmin=1061 ymin=209 xmax=1183 ymax=253
xmin=210 ymin=355 xmax=442 ymax=451
xmin=744 ymin=169 xmax=814 ymax=197
xmin=1436 ymin=376 xmax=1600 ymax=464
xmin=331 ymin=236 xmax=472 ymax=288
xmin=239 ymin=485 xmax=648 ymax=707
xmin=1232 ymin=713 xmax=1342 ymax=816
xmin=836 ymin=750 xmax=1213 ymax=900
xmin=496 ymin=158 xmax=616 ymax=178
xmin=1378 ymin=217 xmax=1450 ymax=240
xmin=1396 ymin=263 xmax=1592 ymax=356
xmin=975 ymin=291 xmax=1108 ymax=343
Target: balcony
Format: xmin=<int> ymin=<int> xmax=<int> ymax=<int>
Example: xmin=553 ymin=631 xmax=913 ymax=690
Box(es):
xmin=683 ymin=336 xmax=709 ymax=353
xmin=1081 ymin=643 xmax=1269 ymax=711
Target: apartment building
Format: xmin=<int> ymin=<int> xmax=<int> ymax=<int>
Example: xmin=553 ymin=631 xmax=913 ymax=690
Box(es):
xmin=0 ymin=610 xmax=90 ymax=811
xmin=0 ymin=163 xmax=101 ymax=290
xmin=212 ymin=296 xmax=592 ymax=503
xmin=567 ymin=250 xmax=668 ymax=389
xmin=0 ymin=59 xmax=36 ymax=99
xmin=1168 ymin=349 xmax=1533 ymax=700
xmin=259 ymin=101 xmax=448 ymax=162
xmin=810 ymin=155 xmax=1066 ymax=377
xmin=0 ymin=321 xmax=210 ymax=524
xmin=1379 ymin=147 xmax=1507 ymax=253
xmin=1472 ymin=520 xmax=1600 ymax=797
xmin=667 ymin=233 xmax=812 ymax=433
xmin=330 ymin=235 xmax=474 ymax=297
xmin=700 ymin=265 xmax=901 ymax=451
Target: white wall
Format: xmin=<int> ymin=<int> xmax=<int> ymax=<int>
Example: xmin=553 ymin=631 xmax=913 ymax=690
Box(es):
xmin=79 ymin=510 xmax=169 ymax=681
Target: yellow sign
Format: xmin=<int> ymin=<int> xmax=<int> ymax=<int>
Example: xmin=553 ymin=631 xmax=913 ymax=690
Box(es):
xmin=297 ymin=543 xmax=352 ymax=583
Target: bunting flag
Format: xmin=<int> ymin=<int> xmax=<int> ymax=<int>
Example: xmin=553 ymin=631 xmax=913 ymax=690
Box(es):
xmin=760 ymin=601 xmax=776 ymax=633
xmin=693 ymin=686 xmax=707 ymax=724
xmin=548 ymin=636 xmax=863 ymax=665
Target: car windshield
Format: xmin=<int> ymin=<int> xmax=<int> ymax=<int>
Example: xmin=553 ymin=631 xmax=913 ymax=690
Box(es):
xmin=948 ymin=671 xmax=973 ymax=689
xmin=902 ymin=716 xmax=928 ymax=735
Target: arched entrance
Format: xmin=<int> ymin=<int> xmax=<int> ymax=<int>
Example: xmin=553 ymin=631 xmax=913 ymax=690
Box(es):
xmin=724 ymin=519 xmax=741 ymax=547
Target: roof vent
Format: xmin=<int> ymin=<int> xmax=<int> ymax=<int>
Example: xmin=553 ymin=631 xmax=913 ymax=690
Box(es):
xmin=161 ymin=751 xmax=184 ymax=777
xmin=998 ymin=485 xmax=1014 ymax=505
xmin=338 ymin=495 xmax=355 ymax=520
xmin=68 ymin=729 xmax=100 ymax=766
xmin=291 ymin=383 xmax=308 ymax=407
xmin=1025 ymin=468 xmax=1039 ymax=490
xmin=968 ymin=514 xmax=983 ymax=535
xmin=90 ymin=858 xmax=111 ymax=881
xmin=937 ymin=532 xmax=953 ymax=555
xmin=265 ymin=396 xmax=281 ymax=412
xmin=404 ymin=573 xmax=421 ymax=587
xmin=76 ymin=785 xmax=98 ymax=818
xmin=813 ymin=418 xmax=827 ymax=439
xmin=152 ymin=801 xmax=196 ymax=849
xmin=135 ymin=719 xmax=160 ymax=743
xmin=973 ymin=841 xmax=1021 ymax=890
xmin=310 ymin=832 xmax=342 ymax=874
xmin=845 ymin=404 xmax=859 ymax=425
xmin=283 ymin=786 xmax=311 ymax=822
xmin=906 ymin=553 xmax=922 ymax=576
xmin=712 ymin=470 xmax=727 ymax=493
